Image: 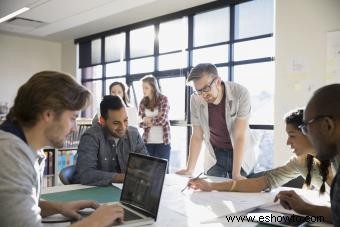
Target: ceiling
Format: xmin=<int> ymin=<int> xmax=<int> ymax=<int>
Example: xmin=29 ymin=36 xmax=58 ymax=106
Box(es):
xmin=0 ymin=0 xmax=215 ymax=43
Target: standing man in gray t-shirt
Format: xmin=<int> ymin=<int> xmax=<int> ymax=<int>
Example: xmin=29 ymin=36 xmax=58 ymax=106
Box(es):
xmin=176 ymin=63 xmax=256 ymax=180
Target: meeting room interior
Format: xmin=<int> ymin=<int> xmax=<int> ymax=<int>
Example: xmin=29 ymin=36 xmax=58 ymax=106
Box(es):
xmin=0 ymin=0 xmax=339 ymax=226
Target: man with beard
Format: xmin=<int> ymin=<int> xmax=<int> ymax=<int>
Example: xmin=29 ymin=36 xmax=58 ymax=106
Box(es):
xmin=0 ymin=71 xmax=124 ymax=227
xmin=275 ymin=84 xmax=340 ymax=225
xmin=74 ymin=95 xmax=148 ymax=186
xmin=176 ymin=63 xmax=256 ymax=180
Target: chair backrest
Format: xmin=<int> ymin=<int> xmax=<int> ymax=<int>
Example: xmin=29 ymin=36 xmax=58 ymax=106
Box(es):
xmin=59 ymin=165 xmax=76 ymax=185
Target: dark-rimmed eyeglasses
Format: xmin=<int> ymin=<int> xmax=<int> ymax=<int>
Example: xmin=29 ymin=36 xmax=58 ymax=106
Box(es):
xmin=193 ymin=77 xmax=217 ymax=95
xmin=298 ymin=115 xmax=332 ymax=135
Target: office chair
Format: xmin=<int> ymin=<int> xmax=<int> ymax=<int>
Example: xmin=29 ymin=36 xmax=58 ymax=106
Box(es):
xmin=59 ymin=165 xmax=76 ymax=185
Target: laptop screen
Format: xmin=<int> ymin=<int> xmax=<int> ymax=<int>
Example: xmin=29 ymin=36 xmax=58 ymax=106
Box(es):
xmin=120 ymin=153 xmax=167 ymax=220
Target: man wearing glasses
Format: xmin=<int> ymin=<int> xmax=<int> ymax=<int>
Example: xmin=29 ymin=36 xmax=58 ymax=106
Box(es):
xmin=275 ymin=84 xmax=340 ymax=225
xmin=176 ymin=63 xmax=256 ymax=180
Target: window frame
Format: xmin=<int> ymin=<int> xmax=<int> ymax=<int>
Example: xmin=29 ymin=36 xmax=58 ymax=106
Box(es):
xmin=76 ymin=0 xmax=275 ymax=159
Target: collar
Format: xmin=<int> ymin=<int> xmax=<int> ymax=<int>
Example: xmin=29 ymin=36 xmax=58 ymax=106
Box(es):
xmin=0 ymin=120 xmax=43 ymax=164
xmin=0 ymin=120 xmax=27 ymax=144
xmin=223 ymin=81 xmax=233 ymax=102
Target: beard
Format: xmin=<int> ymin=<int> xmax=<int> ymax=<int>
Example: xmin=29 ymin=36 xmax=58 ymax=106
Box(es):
xmin=49 ymin=139 xmax=64 ymax=148
xmin=45 ymin=123 xmax=67 ymax=148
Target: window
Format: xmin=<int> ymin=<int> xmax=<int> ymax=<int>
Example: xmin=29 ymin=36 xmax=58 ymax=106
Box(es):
xmin=234 ymin=37 xmax=274 ymax=61
xmin=159 ymin=18 xmax=188 ymax=53
xmin=83 ymin=80 xmax=102 ymax=118
xmin=159 ymin=77 xmax=186 ymax=120
xmin=81 ymin=65 xmax=102 ymax=80
xmin=193 ymin=7 xmax=230 ymax=47
xmin=234 ymin=62 xmax=275 ymax=125
xmin=106 ymin=61 xmax=126 ymax=77
xmin=77 ymin=0 xmax=275 ymax=172
xmin=130 ymin=57 xmax=154 ymax=74
xmin=130 ymin=25 xmax=155 ymax=58
xmin=235 ymin=0 xmax=274 ymax=39
xmin=159 ymin=52 xmax=187 ymax=71
xmin=105 ymin=33 xmax=125 ymax=62
xmin=192 ymin=44 xmax=229 ymax=66
xmin=131 ymin=80 xmax=143 ymax=107
xmin=91 ymin=39 xmax=101 ymax=65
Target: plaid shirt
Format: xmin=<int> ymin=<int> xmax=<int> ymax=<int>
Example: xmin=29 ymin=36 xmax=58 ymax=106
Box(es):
xmin=139 ymin=94 xmax=171 ymax=145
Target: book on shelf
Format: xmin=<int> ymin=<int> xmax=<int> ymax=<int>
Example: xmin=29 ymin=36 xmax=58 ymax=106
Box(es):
xmin=43 ymin=149 xmax=55 ymax=176
xmin=42 ymin=149 xmax=55 ymax=188
xmin=57 ymin=149 xmax=77 ymax=172
xmin=42 ymin=118 xmax=92 ymax=187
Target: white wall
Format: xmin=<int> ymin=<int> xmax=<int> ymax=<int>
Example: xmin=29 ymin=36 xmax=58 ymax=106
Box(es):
xmin=0 ymin=33 xmax=61 ymax=106
xmin=274 ymin=0 xmax=340 ymax=166
xmin=61 ymin=40 xmax=77 ymax=77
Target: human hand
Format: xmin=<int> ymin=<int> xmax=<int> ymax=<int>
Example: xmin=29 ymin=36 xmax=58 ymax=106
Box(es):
xmin=59 ymin=200 xmax=99 ymax=220
xmin=188 ymin=178 xmax=212 ymax=191
xmin=113 ymin=173 xmax=125 ymax=183
xmin=175 ymin=168 xmax=193 ymax=176
xmin=274 ymin=190 xmax=310 ymax=214
xmin=143 ymin=117 xmax=152 ymax=127
xmin=87 ymin=204 xmax=124 ymax=226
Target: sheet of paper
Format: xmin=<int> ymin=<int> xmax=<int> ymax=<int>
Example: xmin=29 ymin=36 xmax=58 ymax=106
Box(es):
xmin=162 ymin=183 xmax=275 ymax=222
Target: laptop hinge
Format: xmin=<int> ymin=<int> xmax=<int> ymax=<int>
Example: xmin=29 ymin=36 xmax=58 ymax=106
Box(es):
xmin=121 ymin=201 xmax=156 ymax=220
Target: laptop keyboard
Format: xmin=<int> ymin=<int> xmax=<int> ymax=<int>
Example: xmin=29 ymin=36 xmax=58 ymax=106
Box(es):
xmin=112 ymin=207 xmax=143 ymax=226
xmin=78 ymin=206 xmax=143 ymax=225
xmin=123 ymin=208 xmax=143 ymax=221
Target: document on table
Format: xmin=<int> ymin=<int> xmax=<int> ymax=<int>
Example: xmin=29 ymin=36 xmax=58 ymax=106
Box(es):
xmin=163 ymin=185 xmax=275 ymax=222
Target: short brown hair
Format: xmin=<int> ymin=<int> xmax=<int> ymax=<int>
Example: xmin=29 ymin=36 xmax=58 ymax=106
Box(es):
xmin=7 ymin=71 xmax=91 ymax=127
xmin=187 ymin=63 xmax=218 ymax=82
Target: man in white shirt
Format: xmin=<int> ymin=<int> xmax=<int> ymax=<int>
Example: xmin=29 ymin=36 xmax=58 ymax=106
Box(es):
xmin=176 ymin=63 xmax=256 ymax=180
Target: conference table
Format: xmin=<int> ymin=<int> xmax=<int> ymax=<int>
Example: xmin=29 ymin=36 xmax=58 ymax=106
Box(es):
xmin=41 ymin=174 xmax=331 ymax=227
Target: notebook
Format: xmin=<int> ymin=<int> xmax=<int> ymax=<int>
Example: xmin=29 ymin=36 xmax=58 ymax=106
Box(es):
xmin=111 ymin=152 xmax=167 ymax=226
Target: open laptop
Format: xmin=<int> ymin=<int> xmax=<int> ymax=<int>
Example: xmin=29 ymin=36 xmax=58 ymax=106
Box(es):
xmin=110 ymin=152 xmax=167 ymax=226
xmin=43 ymin=153 xmax=167 ymax=225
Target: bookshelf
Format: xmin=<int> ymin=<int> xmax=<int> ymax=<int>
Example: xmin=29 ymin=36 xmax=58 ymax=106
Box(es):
xmin=42 ymin=118 xmax=92 ymax=187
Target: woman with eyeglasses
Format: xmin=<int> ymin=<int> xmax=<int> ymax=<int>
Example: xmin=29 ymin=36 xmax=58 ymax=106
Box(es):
xmin=187 ymin=109 xmax=335 ymax=196
xmin=138 ymin=75 xmax=171 ymax=172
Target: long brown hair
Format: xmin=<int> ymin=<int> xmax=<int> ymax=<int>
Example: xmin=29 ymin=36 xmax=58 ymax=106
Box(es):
xmin=141 ymin=75 xmax=161 ymax=111
xmin=109 ymin=81 xmax=130 ymax=106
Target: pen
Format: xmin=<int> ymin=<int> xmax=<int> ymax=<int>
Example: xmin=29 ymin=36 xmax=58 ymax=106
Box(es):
xmin=181 ymin=172 xmax=203 ymax=192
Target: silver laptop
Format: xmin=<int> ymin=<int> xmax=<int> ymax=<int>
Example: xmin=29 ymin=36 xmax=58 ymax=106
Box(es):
xmin=110 ymin=153 xmax=167 ymax=226
xmin=42 ymin=153 xmax=167 ymax=225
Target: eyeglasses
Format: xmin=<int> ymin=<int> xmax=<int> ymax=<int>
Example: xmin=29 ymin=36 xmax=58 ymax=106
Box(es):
xmin=193 ymin=77 xmax=217 ymax=95
xmin=298 ymin=115 xmax=332 ymax=135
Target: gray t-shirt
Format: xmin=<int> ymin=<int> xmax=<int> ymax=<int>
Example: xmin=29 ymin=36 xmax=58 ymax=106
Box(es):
xmin=0 ymin=130 xmax=45 ymax=227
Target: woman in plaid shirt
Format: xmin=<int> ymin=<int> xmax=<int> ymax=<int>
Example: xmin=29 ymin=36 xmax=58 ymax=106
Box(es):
xmin=139 ymin=75 xmax=171 ymax=172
